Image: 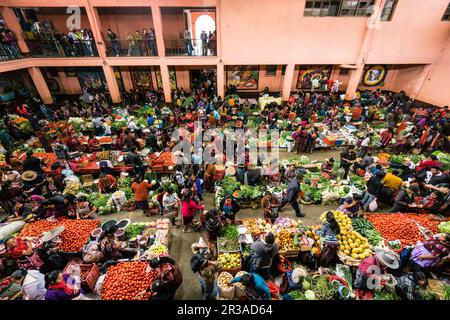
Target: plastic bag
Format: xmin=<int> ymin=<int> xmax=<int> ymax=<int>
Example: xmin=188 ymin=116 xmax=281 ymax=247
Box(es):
xmin=368 ymin=198 xmax=378 ymax=212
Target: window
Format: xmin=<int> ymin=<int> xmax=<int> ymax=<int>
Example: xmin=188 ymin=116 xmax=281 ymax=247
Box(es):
xmin=304 ymin=1 xmax=341 ymax=17
xmin=266 ymin=65 xmax=277 ymax=76
xmin=340 ymin=0 xmax=374 ymax=16
xmin=282 ymin=65 xmax=286 ymax=76
xmin=304 ymin=0 xmax=374 ymax=17
xmin=339 ymin=68 xmax=350 ymax=75
xmin=443 ymin=2 xmax=450 ymax=21
xmin=380 ymin=0 xmax=397 ymax=21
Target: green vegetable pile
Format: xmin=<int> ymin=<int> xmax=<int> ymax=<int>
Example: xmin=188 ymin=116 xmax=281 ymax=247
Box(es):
xmin=86 ymin=192 xmax=112 ymax=215
xmin=438 ymin=221 xmax=450 ymax=234
xmin=444 ymin=284 xmax=450 ymax=300
xmin=373 ymin=289 xmax=401 ymax=300
xmin=419 ymin=288 xmax=439 ymax=300
xmin=217 ymin=176 xmax=241 ymax=196
xmin=352 ymin=217 xmax=383 ymax=246
xmin=311 ymin=276 xmax=334 ymax=300
xmin=220 ymin=224 xmax=238 ymax=240
xmin=118 ymin=177 xmax=132 ymax=188
xmin=125 ymin=222 xmax=150 ymax=239
xmin=217 ymin=238 xmax=240 ymax=252
xmin=289 ymin=290 xmax=306 ymax=300
xmin=237 ymin=185 xmax=262 ymax=200
xmin=432 ymin=151 xmax=450 ymax=171
xmin=349 ymin=175 xmax=366 ymax=190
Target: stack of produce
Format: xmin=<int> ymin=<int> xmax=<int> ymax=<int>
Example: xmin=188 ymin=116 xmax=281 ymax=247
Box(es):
xmin=321 ymin=211 xmax=372 ymax=260
xmin=101 ymin=261 xmax=158 ymax=300
xmin=240 ymin=218 xmax=272 ymax=235
xmin=146 ymin=244 xmax=168 ymax=258
xmin=217 ymin=238 xmax=240 ymax=252
xmin=150 ymin=151 xmax=175 ymax=168
xmin=288 ymin=275 xmax=334 ymax=300
xmin=86 ymin=192 xmax=113 ymax=215
xmin=367 ymin=214 xmax=442 ymax=246
xmin=125 ymin=222 xmax=151 ymax=239
xmin=218 ymin=252 xmax=241 ymax=270
xmin=20 ymin=219 xmax=99 ymax=252
xmin=439 ymin=221 xmax=450 ymax=234
xmin=352 ymin=217 xmax=383 ymax=246
xmin=220 ymin=224 xmax=239 ymax=239
xmin=233 ymin=185 xmax=263 ymax=200
xmin=218 ymin=272 xmax=234 ymax=289
xmin=275 ymin=229 xmax=297 ymax=252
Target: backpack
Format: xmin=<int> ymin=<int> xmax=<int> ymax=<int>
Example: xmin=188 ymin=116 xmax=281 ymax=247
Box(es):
xmin=190 ymin=253 xmax=205 ymax=273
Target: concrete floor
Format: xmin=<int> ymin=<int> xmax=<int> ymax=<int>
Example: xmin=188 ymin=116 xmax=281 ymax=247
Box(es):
xmin=95 ymin=149 xmax=341 ymax=299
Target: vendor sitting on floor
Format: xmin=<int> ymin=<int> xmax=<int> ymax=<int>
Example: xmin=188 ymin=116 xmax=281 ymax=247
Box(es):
xmin=353 ymin=249 xmax=400 ymax=291
xmin=321 ymin=158 xmax=335 ymax=179
xmin=338 ymin=193 xmax=363 ymax=218
xmin=75 ymin=196 xmax=97 ymax=219
xmin=97 ymin=173 xmax=118 ymax=194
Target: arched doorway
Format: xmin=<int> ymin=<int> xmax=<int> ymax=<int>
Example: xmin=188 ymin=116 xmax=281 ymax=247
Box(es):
xmin=194 ymin=15 xmax=216 ymax=40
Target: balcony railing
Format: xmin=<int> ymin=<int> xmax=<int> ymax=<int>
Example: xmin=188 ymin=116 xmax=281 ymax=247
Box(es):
xmin=24 ymin=39 xmax=98 ymax=58
xmin=164 ymin=38 xmax=216 ymax=57
xmin=0 ymin=41 xmax=25 ymax=62
xmin=105 ymin=39 xmax=158 ymax=57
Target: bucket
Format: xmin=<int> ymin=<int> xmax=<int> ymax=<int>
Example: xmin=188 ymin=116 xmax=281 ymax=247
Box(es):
xmin=338 ymin=286 xmax=351 ymax=300
xmin=115 ymin=228 xmax=126 ymax=241
xmin=90 ymin=228 xmax=102 ymax=240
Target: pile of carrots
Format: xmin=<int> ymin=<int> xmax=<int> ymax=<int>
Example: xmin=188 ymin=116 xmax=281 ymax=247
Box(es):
xmin=20 ymin=219 xmax=99 ymax=252
xmin=150 ymin=151 xmax=175 ymax=167
xmin=367 ymin=214 xmax=442 ymax=246
xmin=101 ymin=261 xmax=159 ymax=300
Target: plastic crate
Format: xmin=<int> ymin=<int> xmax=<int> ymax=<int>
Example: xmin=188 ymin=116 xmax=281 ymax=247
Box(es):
xmin=63 ymin=260 xmax=100 ymax=292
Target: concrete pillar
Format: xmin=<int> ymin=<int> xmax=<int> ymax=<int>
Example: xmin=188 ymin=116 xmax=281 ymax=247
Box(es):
xmin=410 ymin=64 xmax=432 ymax=99
xmin=28 ymin=67 xmax=52 ymax=104
xmin=1 ymin=6 xmax=29 ymax=53
xmin=217 ymin=62 xmax=225 ymax=99
xmin=345 ymin=66 xmax=365 ymax=100
xmin=215 ymin=0 xmax=222 ymax=57
xmin=102 ymin=64 xmax=121 ymax=104
xmin=85 ymin=4 xmax=107 ymax=59
xmin=151 ymin=6 xmax=165 ymax=57
xmin=160 ymin=64 xmax=172 ymax=102
xmin=281 ymin=64 xmax=295 ymax=101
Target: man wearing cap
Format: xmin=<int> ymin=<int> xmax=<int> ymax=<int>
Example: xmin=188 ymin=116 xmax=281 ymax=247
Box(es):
xmin=353 ymin=249 xmax=400 ymax=290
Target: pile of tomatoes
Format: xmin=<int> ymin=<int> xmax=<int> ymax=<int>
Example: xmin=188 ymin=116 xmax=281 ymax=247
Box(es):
xmin=20 ymin=219 xmax=99 ymax=252
xmin=101 ymin=261 xmax=159 ymax=300
xmin=367 ymin=213 xmax=443 ymax=246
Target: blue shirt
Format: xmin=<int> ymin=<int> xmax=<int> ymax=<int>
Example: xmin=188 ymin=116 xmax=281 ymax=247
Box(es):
xmin=147 ymin=115 xmax=155 ymax=126
xmin=230 ymin=273 xmax=270 ymax=300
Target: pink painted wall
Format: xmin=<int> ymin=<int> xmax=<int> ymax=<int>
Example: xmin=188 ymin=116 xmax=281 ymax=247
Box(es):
xmin=385 ymin=65 xmax=426 ymax=95
xmin=367 ymin=0 xmax=450 ymax=64
xmin=42 ymin=68 xmax=82 ymax=94
xmin=220 ymin=0 xmax=366 ymax=65
xmin=97 ymin=7 xmax=154 ymax=41
xmin=35 ymin=7 xmax=91 ymax=33
xmin=161 ymin=7 xmax=185 ymax=40
xmin=417 ymin=43 xmax=450 ymax=106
